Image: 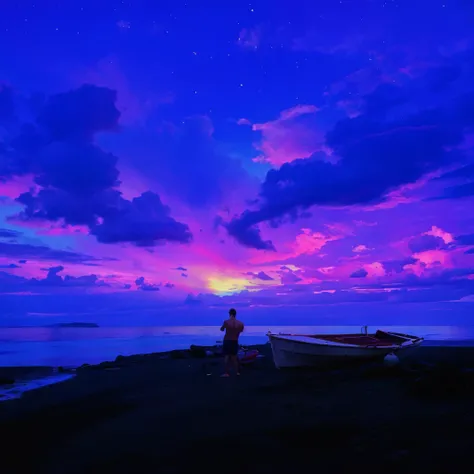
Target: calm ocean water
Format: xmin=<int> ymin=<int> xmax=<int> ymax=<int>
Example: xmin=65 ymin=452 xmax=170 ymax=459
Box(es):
xmin=2 ymin=325 xmax=474 ymax=367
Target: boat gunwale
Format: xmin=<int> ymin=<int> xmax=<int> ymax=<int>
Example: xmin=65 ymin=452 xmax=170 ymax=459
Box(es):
xmin=267 ymin=331 xmax=424 ymax=350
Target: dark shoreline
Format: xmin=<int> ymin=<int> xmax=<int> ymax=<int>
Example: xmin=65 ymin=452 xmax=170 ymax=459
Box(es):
xmin=2 ymin=344 xmax=474 ymax=473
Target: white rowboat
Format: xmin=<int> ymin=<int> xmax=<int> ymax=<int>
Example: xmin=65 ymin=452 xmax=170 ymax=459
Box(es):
xmin=267 ymin=327 xmax=423 ymax=369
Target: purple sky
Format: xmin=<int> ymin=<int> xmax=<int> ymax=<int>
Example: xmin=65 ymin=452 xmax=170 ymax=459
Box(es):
xmin=1 ymin=1 xmax=474 ymax=326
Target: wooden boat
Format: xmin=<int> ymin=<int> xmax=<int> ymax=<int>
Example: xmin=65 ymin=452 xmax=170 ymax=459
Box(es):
xmin=267 ymin=327 xmax=423 ymax=369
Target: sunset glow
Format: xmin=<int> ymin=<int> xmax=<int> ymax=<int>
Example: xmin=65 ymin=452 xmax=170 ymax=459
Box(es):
xmin=0 ymin=1 xmax=473 ymax=326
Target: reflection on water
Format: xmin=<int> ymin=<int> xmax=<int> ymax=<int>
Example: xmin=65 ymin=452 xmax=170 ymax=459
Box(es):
xmin=1 ymin=325 xmax=474 ymax=367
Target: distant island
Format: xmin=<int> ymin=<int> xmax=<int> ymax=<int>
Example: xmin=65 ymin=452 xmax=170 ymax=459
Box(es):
xmin=47 ymin=322 xmax=99 ymax=328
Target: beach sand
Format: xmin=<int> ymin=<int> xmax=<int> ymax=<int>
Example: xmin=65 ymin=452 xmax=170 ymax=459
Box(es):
xmin=2 ymin=344 xmax=474 ymax=474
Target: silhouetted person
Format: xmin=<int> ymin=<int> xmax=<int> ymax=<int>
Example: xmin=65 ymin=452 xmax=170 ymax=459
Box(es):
xmin=220 ymin=308 xmax=244 ymax=377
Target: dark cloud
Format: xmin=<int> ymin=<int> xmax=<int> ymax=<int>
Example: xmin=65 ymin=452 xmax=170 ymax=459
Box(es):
xmin=382 ymin=257 xmax=417 ymax=274
xmin=37 ymin=84 xmax=120 ymax=140
xmin=1 ymin=84 xmax=192 ymax=247
xmin=226 ymin=55 xmax=474 ymax=249
xmin=181 ymin=273 xmax=188 ymax=278
xmin=408 ymin=235 xmax=446 ymax=253
xmin=184 ymin=293 xmax=202 ymax=305
xmin=173 ymin=266 xmax=187 ymax=271
xmin=0 ymin=263 xmax=20 ymax=269
xmin=373 ymin=267 xmax=474 ymax=290
xmin=0 ymin=228 xmax=22 ymax=238
xmin=164 ymin=282 xmax=175 ymax=289
xmin=33 ymin=266 xmax=108 ymax=288
xmin=226 ymin=212 xmax=275 ymax=250
xmin=278 ymin=266 xmax=302 ymax=284
xmin=90 ymin=191 xmax=192 ymax=246
xmin=466 ymin=248 xmax=474 ymax=254
xmin=135 ymin=275 xmax=160 ymax=291
xmin=0 ymin=265 xmax=108 ymax=291
xmin=350 ymin=268 xmax=368 ymax=278
xmin=246 ymin=271 xmax=274 ymax=281
xmin=0 ymin=241 xmax=108 ymax=264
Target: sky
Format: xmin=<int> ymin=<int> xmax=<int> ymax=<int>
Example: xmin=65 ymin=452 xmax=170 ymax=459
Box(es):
xmin=1 ymin=0 xmax=474 ymax=327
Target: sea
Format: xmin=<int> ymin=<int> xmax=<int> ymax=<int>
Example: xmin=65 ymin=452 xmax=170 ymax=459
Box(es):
xmin=1 ymin=325 xmax=474 ymax=401
xmin=2 ymin=325 xmax=474 ymax=368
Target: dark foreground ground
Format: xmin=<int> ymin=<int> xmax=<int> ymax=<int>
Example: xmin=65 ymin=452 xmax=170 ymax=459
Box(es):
xmin=2 ymin=344 xmax=474 ymax=474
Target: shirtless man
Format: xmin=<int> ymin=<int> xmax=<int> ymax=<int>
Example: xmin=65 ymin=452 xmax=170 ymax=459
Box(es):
xmin=220 ymin=308 xmax=244 ymax=377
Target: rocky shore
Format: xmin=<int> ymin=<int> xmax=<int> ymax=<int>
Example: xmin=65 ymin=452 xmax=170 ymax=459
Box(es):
xmin=2 ymin=344 xmax=474 ymax=473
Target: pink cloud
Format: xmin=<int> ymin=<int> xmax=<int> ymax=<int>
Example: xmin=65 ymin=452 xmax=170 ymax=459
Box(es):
xmin=363 ymin=262 xmax=386 ymax=278
xmin=239 ymin=105 xmax=329 ymax=167
xmin=424 ymin=225 xmax=454 ymax=244
xmin=291 ymin=228 xmax=335 ymax=256
xmin=353 ymin=244 xmax=371 ymax=253
xmin=404 ymin=249 xmax=453 ymax=276
xmin=317 ymin=266 xmax=335 ymax=275
xmin=249 ymin=224 xmax=351 ymax=265
xmin=392 ymin=225 xmax=455 ymax=257
xmin=415 ymin=250 xmax=452 ymax=267
xmin=0 ymin=175 xmax=36 ymax=200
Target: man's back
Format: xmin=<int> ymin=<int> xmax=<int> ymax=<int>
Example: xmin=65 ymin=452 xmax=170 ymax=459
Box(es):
xmin=223 ymin=318 xmax=244 ymax=341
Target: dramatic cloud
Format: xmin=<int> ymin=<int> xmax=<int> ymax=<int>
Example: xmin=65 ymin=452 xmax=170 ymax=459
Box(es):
xmin=1 ymin=3 xmax=474 ymax=324
xmin=90 ymin=191 xmax=192 ymax=246
xmin=227 ymin=53 xmax=474 ymax=250
xmin=1 ymin=84 xmax=192 ymax=247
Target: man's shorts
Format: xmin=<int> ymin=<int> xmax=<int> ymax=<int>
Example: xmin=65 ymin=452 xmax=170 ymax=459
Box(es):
xmin=222 ymin=340 xmax=239 ymax=356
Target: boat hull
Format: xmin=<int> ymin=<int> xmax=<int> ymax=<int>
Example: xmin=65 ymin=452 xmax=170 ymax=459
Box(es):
xmin=268 ymin=334 xmax=422 ymax=369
